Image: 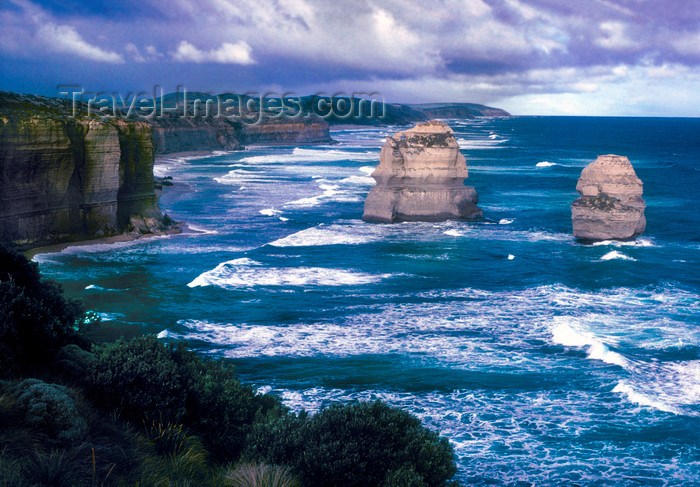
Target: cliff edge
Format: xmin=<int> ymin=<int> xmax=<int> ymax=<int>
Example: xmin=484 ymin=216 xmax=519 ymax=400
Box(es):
xmin=0 ymin=92 xmax=172 ymax=248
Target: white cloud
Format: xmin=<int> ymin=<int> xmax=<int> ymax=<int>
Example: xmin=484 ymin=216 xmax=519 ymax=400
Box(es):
xmin=596 ymin=21 xmax=639 ymax=50
xmin=0 ymin=1 xmax=123 ymax=63
xmin=37 ymin=23 xmax=124 ymax=63
xmin=172 ymin=40 xmax=255 ymax=64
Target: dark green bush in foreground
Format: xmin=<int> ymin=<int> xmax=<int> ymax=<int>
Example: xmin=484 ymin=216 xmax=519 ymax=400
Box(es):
xmin=0 ymin=244 xmax=86 ymax=376
xmin=246 ymin=400 xmax=457 ymax=487
xmin=89 ymin=336 xmax=285 ymax=461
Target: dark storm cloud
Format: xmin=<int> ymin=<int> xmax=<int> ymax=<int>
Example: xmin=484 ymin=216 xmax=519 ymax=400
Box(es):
xmin=1 ymin=0 xmax=699 ymax=114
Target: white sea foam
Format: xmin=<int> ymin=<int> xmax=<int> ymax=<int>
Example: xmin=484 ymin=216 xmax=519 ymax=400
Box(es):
xmin=587 ymin=342 xmax=629 ymax=367
xmin=443 ymin=229 xmax=464 ymax=237
xmin=600 ymin=250 xmax=637 ymax=261
xmin=536 ymin=161 xmax=557 ymax=167
xmin=154 ymin=151 xmax=231 ymax=177
xmin=456 ymin=137 xmax=504 ymax=149
xmin=188 ymin=258 xmax=388 ymax=288
xmin=269 ymin=225 xmax=380 ymax=247
xmin=498 ymin=218 xmax=514 ymax=225
xmin=340 ymin=174 xmax=375 ymax=185
xmin=612 ymin=361 xmax=700 ymax=415
xmin=238 ymin=147 xmax=377 ymax=164
xmin=153 ymin=164 xmax=170 ymax=178
xmin=283 ymin=183 xmax=341 ymax=207
xmin=592 ymin=238 xmax=657 ymax=248
xmin=612 ymin=381 xmax=680 ymax=414
xmin=95 ymin=311 xmax=126 ymax=321
xmin=259 ymin=208 xmax=282 ymax=216
xmin=169 ymin=281 xmax=700 ymax=422
xmin=551 ymin=320 xmax=629 ymax=368
xmin=85 ymin=284 xmax=122 ymax=292
xmin=507 ymin=254 xmax=515 ymax=260
xmin=214 ymin=169 xmax=271 ymax=185
xmin=187 ymin=224 xmax=219 ymax=235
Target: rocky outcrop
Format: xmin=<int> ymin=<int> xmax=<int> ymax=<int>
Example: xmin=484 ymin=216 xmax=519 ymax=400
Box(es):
xmin=0 ymin=92 xmax=171 ymax=247
xmin=571 ymin=154 xmax=646 ymax=242
xmin=362 ymin=121 xmax=482 ymax=223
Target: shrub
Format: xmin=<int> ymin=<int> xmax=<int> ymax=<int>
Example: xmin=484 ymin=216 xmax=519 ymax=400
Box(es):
xmin=23 ymin=450 xmax=83 ymax=487
xmin=89 ymin=336 xmax=187 ymax=422
xmin=225 ymin=462 xmax=301 ymax=487
xmin=141 ymin=423 xmax=212 ymax=486
xmin=0 ymin=449 xmax=24 ymax=487
xmin=89 ymin=336 xmax=286 ymax=461
xmin=246 ymin=400 xmax=457 ymax=487
xmin=0 ymin=244 xmax=87 ymax=376
xmin=11 ymin=379 xmax=87 ymax=446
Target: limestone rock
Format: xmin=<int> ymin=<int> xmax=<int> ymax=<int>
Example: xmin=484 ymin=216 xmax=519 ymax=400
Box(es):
xmin=571 ymin=154 xmax=646 ymax=242
xmin=0 ymin=92 xmax=168 ymax=247
xmin=151 ymin=112 xmax=331 ymax=154
xmin=362 ymin=121 xmax=482 ymax=223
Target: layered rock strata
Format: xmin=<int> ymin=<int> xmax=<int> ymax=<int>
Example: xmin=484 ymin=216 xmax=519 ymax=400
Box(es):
xmin=151 ymin=113 xmax=331 ymax=154
xmin=571 ymin=154 xmax=646 ymax=242
xmin=362 ymin=121 xmax=482 ymax=223
xmin=0 ymin=92 xmax=170 ymax=247
xmin=151 ymin=117 xmax=243 ymax=154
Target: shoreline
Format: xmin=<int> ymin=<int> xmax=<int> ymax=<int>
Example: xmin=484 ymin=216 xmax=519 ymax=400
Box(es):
xmin=25 ymin=178 xmax=193 ymax=259
xmin=24 ymin=224 xmax=185 ymax=260
xmin=155 ymin=150 xmax=224 ymax=160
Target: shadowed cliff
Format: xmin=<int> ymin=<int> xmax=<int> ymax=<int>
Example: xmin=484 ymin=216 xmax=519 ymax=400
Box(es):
xmin=0 ymin=92 xmax=170 ymax=247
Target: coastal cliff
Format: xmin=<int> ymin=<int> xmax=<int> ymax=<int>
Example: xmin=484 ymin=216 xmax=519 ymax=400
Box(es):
xmin=151 ymin=117 xmax=244 ymax=154
xmin=363 ymin=121 xmax=482 ymax=223
xmin=241 ymin=117 xmax=330 ymax=145
xmin=0 ymin=92 xmax=170 ymax=248
xmin=151 ymin=114 xmax=331 ymax=154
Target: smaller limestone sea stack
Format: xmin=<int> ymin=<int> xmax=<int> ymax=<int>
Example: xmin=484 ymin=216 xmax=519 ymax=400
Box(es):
xmin=571 ymin=154 xmax=646 ymax=242
xmin=362 ymin=121 xmax=482 ymax=223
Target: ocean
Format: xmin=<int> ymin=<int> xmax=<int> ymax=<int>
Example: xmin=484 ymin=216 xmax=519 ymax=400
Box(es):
xmin=34 ymin=116 xmax=700 ymax=486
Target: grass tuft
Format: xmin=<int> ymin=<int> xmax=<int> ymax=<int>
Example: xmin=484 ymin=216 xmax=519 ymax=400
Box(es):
xmin=225 ymin=463 xmax=301 ymax=487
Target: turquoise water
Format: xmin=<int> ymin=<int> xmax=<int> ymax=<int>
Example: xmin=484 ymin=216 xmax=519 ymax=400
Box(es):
xmin=35 ymin=117 xmax=700 ymax=485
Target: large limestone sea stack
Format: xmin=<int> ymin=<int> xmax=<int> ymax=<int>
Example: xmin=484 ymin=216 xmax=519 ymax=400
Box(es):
xmin=362 ymin=121 xmax=482 ymax=223
xmin=571 ymin=154 xmax=646 ymax=242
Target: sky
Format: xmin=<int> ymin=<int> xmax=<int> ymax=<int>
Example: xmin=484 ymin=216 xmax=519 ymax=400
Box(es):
xmin=1 ymin=0 xmax=699 ymax=116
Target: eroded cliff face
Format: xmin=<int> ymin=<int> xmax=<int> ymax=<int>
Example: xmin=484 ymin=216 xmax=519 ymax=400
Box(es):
xmin=0 ymin=93 xmax=167 ymax=247
xmin=151 ymin=117 xmax=244 ymax=154
xmin=241 ymin=117 xmax=330 ymax=145
xmin=151 ymin=114 xmax=331 ymax=154
xmin=571 ymin=154 xmax=646 ymax=242
xmin=362 ymin=121 xmax=482 ymax=223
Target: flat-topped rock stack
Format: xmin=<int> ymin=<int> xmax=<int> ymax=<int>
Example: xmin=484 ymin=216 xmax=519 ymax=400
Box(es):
xmin=362 ymin=121 xmax=482 ymax=223
xmin=571 ymin=154 xmax=646 ymax=242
